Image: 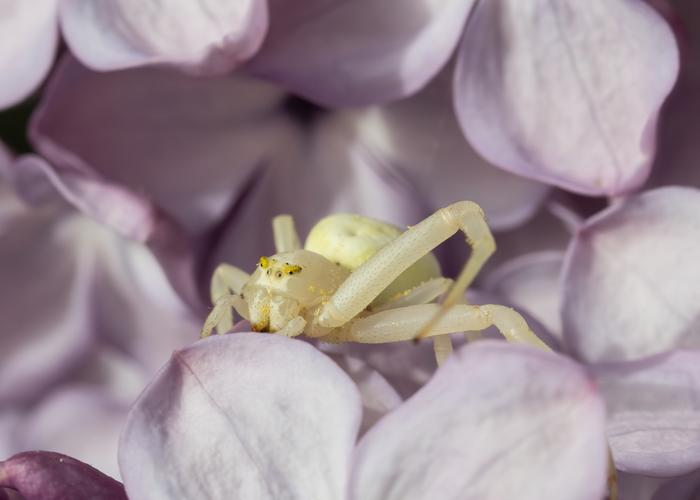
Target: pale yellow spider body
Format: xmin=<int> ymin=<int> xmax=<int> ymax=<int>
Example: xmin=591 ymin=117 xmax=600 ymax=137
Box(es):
xmin=201 ymin=201 xmax=547 ymax=364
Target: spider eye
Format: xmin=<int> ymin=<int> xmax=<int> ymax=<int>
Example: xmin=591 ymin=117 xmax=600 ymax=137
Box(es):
xmin=258 ymin=256 xmax=270 ymax=269
xmin=282 ymin=263 xmax=303 ymax=275
xmin=275 ymin=271 xmax=283 ymax=278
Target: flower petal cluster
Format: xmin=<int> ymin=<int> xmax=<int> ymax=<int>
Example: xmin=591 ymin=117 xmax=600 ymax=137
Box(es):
xmin=2 ymin=0 xmax=679 ymax=195
xmin=2 ymin=336 xmax=608 ymax=500
xmin=0 ymin=1 xmax=697 ymax=499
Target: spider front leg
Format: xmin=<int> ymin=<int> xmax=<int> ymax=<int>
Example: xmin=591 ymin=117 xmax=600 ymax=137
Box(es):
xmin=317 ymin=201 xmax=495 ymax=328
xmin=322 ymin=302 xmax=548 ymax=358
xmin=370 ymin=277 xmax=453 ymax=312
xmin=315 ymin=202 xmax=495 ymax=361
xmin=201 ymin=263 xmax=250 ymax=337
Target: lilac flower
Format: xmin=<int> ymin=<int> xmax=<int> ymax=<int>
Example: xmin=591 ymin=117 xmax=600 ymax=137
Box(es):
xmin=0 ymin=2 xmax=693 ymax=499
xmin=1 ymin=336 xmax=608 ymax=500
xmin=25 ymin=55 xmax=549 ymax=301
xmin=0 ymin=451 xmax=127 ymax=500
xmin=0 ymin=150 xmax=200 ymax=476
xmin=452 ymin=0 xmax=679 ymax=196
xmin=0 ymin=0 xmax=267 ymax=108
xmin=4 ymin=0 xmax=680 ymax=202
xmin=252 ymin=0 xmax=679 ymax=194
xmin=484 ymin=187 xmax=700 ymax=487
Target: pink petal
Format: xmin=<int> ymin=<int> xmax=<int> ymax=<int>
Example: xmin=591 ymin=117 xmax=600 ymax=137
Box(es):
xmin=563 ymin=187 xmax=700 ymax=363
xmin=0 ymin=141 xmax=11 ymax=171
xmin=348 ymin=69 xmax=549 ymax=231
xmin=0 ymin=452 xmax=126 ymax=500
xmin=60 ymin=0 xmax=268 ymax=74
xmin=30 ymin=55 xmax=288 ymax=236
xmin=0 ymin=209 xmax=95 ymax=406
xmin=119 ymin=334 xmax=362 ymax=499
xmin=482 ymin=203 xmax=574 ymax=275
xmin=0 ymin=161 xmax=32 ymax=232
xmin=0 ymin=1 xmax=58 ymax=109
xmin=652 ymin=469 xmax=700 ymax=500
xmin=617 ymin=472 xmax=666 ymax=500
xmin=247 ymin=0 xmax=475 ymax=106
xmin=69 ymin=346 xmax=150 ymax=405
xmin=80 ymin=227 xmax=200 ymax=375
xmin=350 ymin=341 xmax=607 ymax=500
xmin=29 ymin=57 xmax=293 ymax=304
xmin=594 ymin=350 xmax=700 ymax=477
xmin=0 ymin=488 xmax=24 ymax=500
xmin=648 ymin=0 xmax=700 ymax=191
xmin=321 ymin=338 xmax=440 ymax=400
xmin=14 ymin=387 xmax=129 ymax=480
xmin=0 ymin=412 xmax=21 ymax=460
xmin=484 ymin=251 xmax=565 ymax=341
xmin=454 ymin=0 xmax=679 ymax=195
xmin=0 ymin=193 xmax=198 ymax=408
xmin=328 ymin=354 xmax=402 ymax=435
xmin=206 ymin=112 xmax=429 ymax=272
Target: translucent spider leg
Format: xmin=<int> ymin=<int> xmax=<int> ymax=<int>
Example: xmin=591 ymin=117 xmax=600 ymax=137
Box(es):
xmin=415 ymin=207 xmax=495 ymax=342
xmin=370 ymin=277 xmax=453 ymax=312
xmin=272 ymin=214 xmax=301 ymax=253
xmin=200 ymin=293 xmax=249 ymax=338
xmin=201 ymin=263 xmax=250 ymax=337
xmin=369 ymin=277 xmax=455 ymax=365
xmin=317 ymin=202 xmax=495 ymax=328
xmin=321 ymin=303 xmax=545 ymax=349
xmin=316 ymin=202 xmax=495 ymax=362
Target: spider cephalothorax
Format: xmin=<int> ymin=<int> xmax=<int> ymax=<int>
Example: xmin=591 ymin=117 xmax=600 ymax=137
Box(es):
xmin=201 ymin=202 xmax=547 ymax=363
xmin=244 ymin=251 xmax=348 ymax=333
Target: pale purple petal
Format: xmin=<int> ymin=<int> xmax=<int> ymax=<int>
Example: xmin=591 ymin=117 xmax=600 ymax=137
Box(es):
xmin=0 ymin=165 xmax=32 ymax=232
xmin=648 ymin=0 xmax=700 ymax=190
xmin=14 ymin=387 xmax=128 ymax=480
xmin=0 ymin=488 xmax=24 ymax=500
xmin=350 ymin=341 xmax=607 ymax=500
xmin=0 ymin=210 xmax=95 ymax=407
xmin=0 ymin=452 xmax=126 ymax=500
xmin=652 ymin=469 xmax=700 ymax=500
xmin=454 ymin=0 xmax=679 ymax=195
xmin=321 ymin=339 xmax=439 ymax=400
xmin=69 ymin=346 xmax=149 ymax=405
xmin=119 ymin=334 xmax=361 ymax=500
xmin=207 ymin=112 xmax=428 ymax=272
xmin=0 ymin=412 xmax=21 ymax=460
xmin=0 ymin=1 xmax=58 ymax=109
xmin=563 ymin=187 xmax=700 ymax=363
xmin=0 ymin=198 xmax=198 ymax=407
xmin=60 ymin=0 xmax=268 ymax=74
xmin=247 ymin=0 xmax=475 ymax=106
xmin=484 ymin=251 xmax=565 ymax=342
xmin=85 ymin=226 xmax=200 ymax=374
xmin=617 ymin=472 xmax=666 ymax=500
xmin=29 ymin=57 xmax=294 ymax=304
xmin=348 ymin=69 xmax=549 ymax=231
xmin=618 ymin=472 xmax=667 ymax=500
xmin=0 ymin=142 xmax=11 ymax=172
xmin=328 ymin=354 xmax=402 ymax=435
xmin=594 ymin=350 xmax=700 ymax=477
xmin=30 ymin=55 xmax=289 ymax=236
xmin=482 ymin=203 xmax=574 ymax=277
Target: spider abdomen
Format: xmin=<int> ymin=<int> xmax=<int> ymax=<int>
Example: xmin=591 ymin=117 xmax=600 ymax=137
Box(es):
xmin=305 ymin=213 xmax=441 ymax=306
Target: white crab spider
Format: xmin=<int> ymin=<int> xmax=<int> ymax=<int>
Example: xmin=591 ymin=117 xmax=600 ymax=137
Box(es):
xmin=201 ymin=201 xmax=547 ymax=364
